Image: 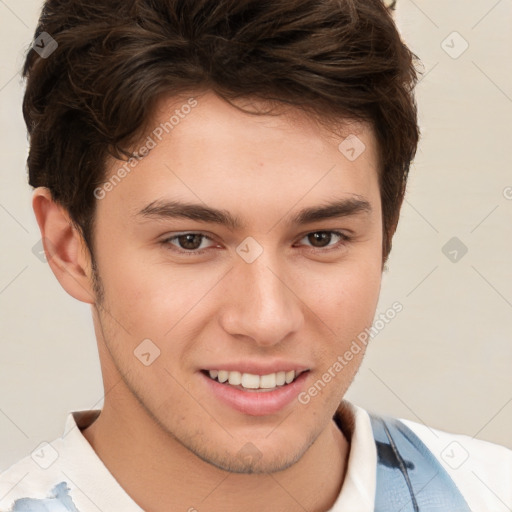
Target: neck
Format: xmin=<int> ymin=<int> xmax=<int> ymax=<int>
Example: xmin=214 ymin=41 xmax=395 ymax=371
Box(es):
xmin=82 ymin=389 xmax=349 ymax=512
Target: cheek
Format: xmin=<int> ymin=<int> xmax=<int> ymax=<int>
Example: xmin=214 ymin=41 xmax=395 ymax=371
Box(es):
xmin=293 ymin=258 xmax=382 ymax=396
xmin=299 ymin=257 xmax=382 ymax=335
xmin=98 ymin=247 xmax=223 ymax=342
xmin=295 ymin=267 xmax=380 ymax=420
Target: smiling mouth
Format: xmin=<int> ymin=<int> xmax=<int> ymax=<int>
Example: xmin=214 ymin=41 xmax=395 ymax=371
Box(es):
xmin=202 ymin=369 xmax=308 ymax=392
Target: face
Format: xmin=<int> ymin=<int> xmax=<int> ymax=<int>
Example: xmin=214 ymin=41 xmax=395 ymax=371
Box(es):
xmin=90 ymin=91 xmax=383 ymax=473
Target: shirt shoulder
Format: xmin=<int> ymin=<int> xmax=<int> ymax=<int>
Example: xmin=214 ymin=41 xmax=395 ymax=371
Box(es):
xmin=0 ymin=437 xmax=77 ymax=511
xmin=400 ymin=418 xmax=512 ymax=512
xmin=0 ymin=410 xmax=143 ymax=512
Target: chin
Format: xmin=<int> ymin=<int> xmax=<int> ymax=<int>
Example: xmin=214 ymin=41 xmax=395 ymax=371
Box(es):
xmin=194 ymin=443 xmax=307 ymax=475
xmin=177 ymin=422 xmax=320 ymax=475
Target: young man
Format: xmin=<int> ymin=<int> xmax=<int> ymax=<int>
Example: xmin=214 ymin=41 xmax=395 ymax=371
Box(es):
xmin=1 ymin=0 xmax=510 ymax=511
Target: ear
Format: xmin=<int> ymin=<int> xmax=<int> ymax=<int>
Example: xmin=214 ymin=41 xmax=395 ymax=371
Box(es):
xmin=32 ymin=187 xmax=96 ymax=304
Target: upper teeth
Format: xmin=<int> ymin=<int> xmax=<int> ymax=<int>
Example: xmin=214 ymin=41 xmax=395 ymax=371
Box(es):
xmin=209 ymin=370 xmax=297 ymax=389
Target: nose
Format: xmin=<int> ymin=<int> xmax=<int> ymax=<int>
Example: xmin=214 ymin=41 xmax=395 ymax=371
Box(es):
xmin=218 ymin=255 xmax=304 ymax=347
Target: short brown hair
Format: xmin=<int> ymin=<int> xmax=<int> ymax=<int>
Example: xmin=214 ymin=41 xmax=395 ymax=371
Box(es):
xmin=22 ymin=0 xmax=420 ymax=264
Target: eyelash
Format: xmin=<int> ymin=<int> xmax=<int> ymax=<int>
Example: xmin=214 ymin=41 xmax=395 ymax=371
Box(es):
xmin=160 ymin=231 xmax=352 ymax=256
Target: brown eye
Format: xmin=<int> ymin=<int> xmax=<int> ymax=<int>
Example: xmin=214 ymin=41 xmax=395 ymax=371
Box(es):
xmin=300 ymin=231 xmax=349 ymax=250
xmin=175 ymin=234 xmax=204 ymax=250
xmin=307 ymin=232 xmax=334 ymax=248
xmin=162 ymin=232 xmax=215 ymax=254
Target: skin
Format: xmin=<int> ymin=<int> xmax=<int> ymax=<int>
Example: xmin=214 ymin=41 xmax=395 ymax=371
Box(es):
xmin=32 ymin=91 xmax=384 ymax=512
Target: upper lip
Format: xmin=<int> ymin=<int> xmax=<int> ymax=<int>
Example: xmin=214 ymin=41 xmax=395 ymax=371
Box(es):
xmin=201 ymin=362 xmax=310 ymax=375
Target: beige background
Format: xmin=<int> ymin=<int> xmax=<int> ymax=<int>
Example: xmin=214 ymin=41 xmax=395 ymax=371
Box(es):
xmin=1 ymin=0 xmax=511 ymax=471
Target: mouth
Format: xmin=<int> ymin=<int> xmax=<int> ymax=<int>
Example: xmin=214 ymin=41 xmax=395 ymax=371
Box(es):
xmin=202 ymin=369 xmax=308 ymax=392
xmin=200 ymin=367 xmax=310 ymax=416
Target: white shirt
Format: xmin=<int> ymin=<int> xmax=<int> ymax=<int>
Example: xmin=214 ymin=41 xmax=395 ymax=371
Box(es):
xmin=0 ymin=401 xmax=510 ymax=511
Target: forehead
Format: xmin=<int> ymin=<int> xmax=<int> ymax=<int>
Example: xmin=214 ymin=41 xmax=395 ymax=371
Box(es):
xmin=146 ymin=91 xmax=378 ymax=159
xmin=100 ymin=91 xmax=381 ymax=221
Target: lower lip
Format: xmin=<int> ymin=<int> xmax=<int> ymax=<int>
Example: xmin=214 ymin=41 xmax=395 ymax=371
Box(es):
xmin=200 ymin=371 xmax=309 ymax=416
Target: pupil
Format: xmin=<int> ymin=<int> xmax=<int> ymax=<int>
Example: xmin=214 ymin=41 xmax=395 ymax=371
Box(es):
xmin=309 ymin=232 xmax=331 ymax=248
xmin=179 ymin=234 xmax=202 ymax=250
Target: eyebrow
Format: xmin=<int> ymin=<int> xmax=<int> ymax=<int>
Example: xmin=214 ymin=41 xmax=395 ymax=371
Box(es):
xmin=136 ymin=197 xmax=372 ymax=230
